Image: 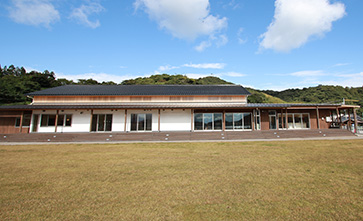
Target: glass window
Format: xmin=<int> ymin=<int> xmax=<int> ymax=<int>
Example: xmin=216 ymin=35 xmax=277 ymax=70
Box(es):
xmin=194 ymin=113 xmax=223 ymax=131
xmin=91 ymin=115 xmax=98 ymax=131
xmin=243 ymin=113 xmax=252 ymax=129
xmin=105 ymin=114 xmax=113 ymax=131
xmin=15 ymin=117 xmax=21 ymax=127
xmin=234 ymin=113 xmax=243 ymax=129
xmin=98 ymin=114 xmax=105 ymax=131
xmin=194 ymin=113 xmax=203 ymax=130
xmin=270 ymin=115 xmax=277 ymax=129
xmin=65 ymin=115 xmax=72 ymax=126
xmin=131 ymin=114 xmax=137 ymax=131
xmin=131 ymin=113 xmax=152 ymax=131
xmin=255 ymin=110 xmax=261 ymax=130
xmin=225 ymin=113 xmax=233 ymax=130
xmin=214 ymin=113 xmax=223 ymax=130
xmin=22 ymin=114 xmax=31 ymax=127
xmin=57 ymin=115 xmax=65 ymax=126
xmin=138 ymin=114 xmax=145 ymax=131
xmin=40 ymin=115 xmax=56 ymax=127
xmin=146 ymin=114 xmax=152 ymax=131
xmin=91 ymin=114 xmax=113 ymax=132
xmin=302 ymin=114 xmax=310 ymax=128
xmin=288 ymin=114 xmax=294 ymax=129
xmin=294 ymin=114 xmax=302 ymax=129
xmin=203 ymin=113 xmax=213 ymax=130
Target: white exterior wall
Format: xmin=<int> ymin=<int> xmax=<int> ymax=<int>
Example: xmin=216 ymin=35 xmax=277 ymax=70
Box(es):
xmin=30 ymin=108 xmax=192 ymax=133
xmin=160 ymin=109 xmax=191 ymax=131
xmin=31 ymin=110 xmax=92 ymax=133
xmin=57 ymin=110 xmax=91 ymax=132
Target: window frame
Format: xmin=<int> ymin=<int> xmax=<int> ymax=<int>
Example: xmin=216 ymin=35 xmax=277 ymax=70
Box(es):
xmin=130 ymin=113 xmax=152 ymax=132
xmin=278 ymin=113 xmax=310 ymax=129
xmin=224 ymin=112 xmax=252 ymax=131
xmin=194 ymin=113 xmax=223 ymax=131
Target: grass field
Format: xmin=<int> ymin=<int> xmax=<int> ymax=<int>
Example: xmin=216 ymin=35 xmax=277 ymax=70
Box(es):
xmin=0 ymin=140 xmax=362 ymax=220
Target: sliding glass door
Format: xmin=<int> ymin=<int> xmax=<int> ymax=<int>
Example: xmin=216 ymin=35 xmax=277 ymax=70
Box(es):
xmin=91 ymin=114 xmax=113 ymax=132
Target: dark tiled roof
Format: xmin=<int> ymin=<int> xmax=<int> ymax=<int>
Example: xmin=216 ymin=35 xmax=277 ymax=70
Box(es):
xmin=0 ymin=103 xmax=343 ymax=110
xmin=27 ymin=85 xmax=251 ymax=96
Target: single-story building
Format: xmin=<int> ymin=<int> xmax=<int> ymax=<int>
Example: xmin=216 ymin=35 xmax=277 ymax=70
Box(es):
xmin=0 ymin=85 xmax=360 ymax=134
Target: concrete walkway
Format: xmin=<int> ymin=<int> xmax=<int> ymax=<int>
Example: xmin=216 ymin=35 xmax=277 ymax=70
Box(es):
xmin=1 ymin=129 xmax=361 ymax=145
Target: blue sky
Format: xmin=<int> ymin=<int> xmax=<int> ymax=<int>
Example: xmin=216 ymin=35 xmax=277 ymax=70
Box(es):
xmin=0 ymin=0 xmax=362 ymax=90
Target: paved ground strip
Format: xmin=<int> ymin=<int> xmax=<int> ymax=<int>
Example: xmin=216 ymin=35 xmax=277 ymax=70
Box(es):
xmin=1 ymin=129 xmax=359 ymax=144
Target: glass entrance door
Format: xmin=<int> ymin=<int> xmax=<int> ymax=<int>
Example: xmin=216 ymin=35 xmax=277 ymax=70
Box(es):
xmin=91 ymin=114 xmax=113 ymax=132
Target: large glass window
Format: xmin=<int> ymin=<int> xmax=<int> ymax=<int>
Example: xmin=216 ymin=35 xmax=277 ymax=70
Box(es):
xmin=41 ymin=114 xmax=56 ymax=127
xmin=203 ymin=113 xmax=213 ymax=130
xmin=57 ymin=114 xmax=72 ymax=127
xmin=194 ymin=113 xmax=223 ymax=131
xmin=243 ymin=113 xmax=252 ymax=129
xmin=194 ymin=113 xmax=203 ymax=130
xmin=224 ymin=112 xmax=252 ymax=130
xmin=214 ymin=113 xmax=223 ymax=130
xmin=22 ymin=114 xmax=31 ymax=127
xmin=131 ymin=113 xmax=152 ymax=131
xmin=91 ymin=114 xmax=113 ymax=132
xmin=279 ymin=113 xmax=310 ymax=129
xmin=225 ymin=113 xmax=233 ymax=130
xmin=269 ymin=110 xmax=277 ymax=130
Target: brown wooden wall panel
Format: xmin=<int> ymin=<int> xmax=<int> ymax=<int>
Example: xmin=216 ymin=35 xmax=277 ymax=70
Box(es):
xmin=261 ymin=110 xmax=270 ymax=130
xmin=0 ymin=117 xmax=19 ymax=134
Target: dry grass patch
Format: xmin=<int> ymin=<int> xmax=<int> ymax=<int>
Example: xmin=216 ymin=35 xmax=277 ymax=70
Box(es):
xmin=0 ymin=140 xmax=362 ymax=220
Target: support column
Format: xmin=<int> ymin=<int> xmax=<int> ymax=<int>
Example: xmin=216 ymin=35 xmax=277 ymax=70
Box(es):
xmin=191 ymin=109 xmax=194 ymax=132
xmin=158 ymin=109 xmax=161 ymax=132
xmin=348 ymin=109 xmax=352 ymax=131
xmin=276 ymin=110 xmax=279 ymax=131
xmin=223 ymin=110 xmax=226 ymax=131
xmin=353 ymin=108 xmax=358 ymax=133
xmin=19 ymin=111 xmax=24 ymax=133
xmin=336 ymin=107 xmax=340 ymax=127
xmin=280 ymin=108 xmax=284 ymax=129
xmin=285 ymin=108 xmax=288 ymax=129
xmin=90 ymin=110 xmax=94 ymax=132
xmin=316 ymin=106 xmax=320 ymax=130
xmin=124 ymin=109 xmax=127 ymax=132
xmin=55 ymin=110 xmax=59 ymax=133
xmin=252 ymin=110 xmax=255 ymax=131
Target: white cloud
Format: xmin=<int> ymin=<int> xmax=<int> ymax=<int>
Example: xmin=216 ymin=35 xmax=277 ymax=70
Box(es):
xmin=260 ymin=0 xmax=345 ymax=52
xmin=289 ymin=70 xmax=326 ymax=77
xmin=237 ymin=27 xmax=247 ymax=44
xmin=8 ymin=0 xmax=60 ymax=27
xmin=220 ymin=72 xmax=246 ymax=77
xmin=194 ymin=34 xmax=228 ymax=51
xmin=333 ymin=63 xmax=351 ymax=67
xmin=194 ymin=40 xmax=212 ymax=52
xmin=183 ymin=63 xmax=225 ymax=69
xmin=70 ymin=2 xmax=105 ymax=28
xmin=158 ymin=65 xmax=179 ymax=72
xmin=134 ymin=0 xmax=227 ymax=40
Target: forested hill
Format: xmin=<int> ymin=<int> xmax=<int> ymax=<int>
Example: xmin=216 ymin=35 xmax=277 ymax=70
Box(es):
xmin=262 ymin=85 xmax=363 ymax=107
xmin=0 ymin=65 xmax=362 ymax=114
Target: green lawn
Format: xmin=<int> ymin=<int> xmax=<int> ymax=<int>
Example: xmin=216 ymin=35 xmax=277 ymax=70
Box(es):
xmin=0 ymin=140 xmax=362 ymax=220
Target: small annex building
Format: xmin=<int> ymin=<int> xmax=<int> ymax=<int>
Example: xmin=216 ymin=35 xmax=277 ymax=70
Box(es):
xmin=0 ymin=84 xmax=360 ymax=134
